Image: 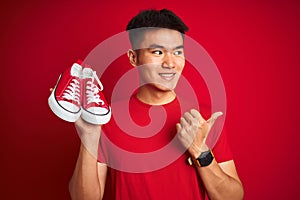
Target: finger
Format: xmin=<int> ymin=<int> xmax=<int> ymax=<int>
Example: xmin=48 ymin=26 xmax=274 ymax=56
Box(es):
xmin=190 ymin=109 xmax=205 ymax=123
xmin=180 ymin=117 xmax=189 ymax=128
xmin=183 ymin=112 xmax=194 ymax=124
xmin=207 ymin=111 xmax=223 ymax=126
xmin=176 ymin=123 xmax=182 ymax=132
xmin=190 ymin=109 xmax=201 ymax=119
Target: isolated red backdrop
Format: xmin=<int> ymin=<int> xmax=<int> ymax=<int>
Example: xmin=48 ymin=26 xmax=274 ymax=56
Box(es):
xmin=1 ymin=0 xmax=299 ymax=199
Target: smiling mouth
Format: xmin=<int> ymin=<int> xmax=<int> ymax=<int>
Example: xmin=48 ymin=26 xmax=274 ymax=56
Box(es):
xmin=159 ymin=73 xmax=176 ymax=80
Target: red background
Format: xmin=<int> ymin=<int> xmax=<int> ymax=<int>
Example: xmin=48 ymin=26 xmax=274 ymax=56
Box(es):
xmin=1 ymin=0 xmax=299 ymax=199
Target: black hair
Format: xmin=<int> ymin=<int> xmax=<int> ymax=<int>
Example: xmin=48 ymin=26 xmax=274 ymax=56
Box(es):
xmin=126 ymin=9 xmax=189 ymax=48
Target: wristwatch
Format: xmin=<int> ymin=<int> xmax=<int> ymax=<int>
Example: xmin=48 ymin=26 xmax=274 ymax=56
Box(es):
xmin=188 ymin=149 xmax=214 ymax=167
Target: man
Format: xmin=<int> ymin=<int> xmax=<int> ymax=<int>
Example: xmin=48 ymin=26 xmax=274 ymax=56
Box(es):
xmin=69 ymin=9 xmax=244 ymax=200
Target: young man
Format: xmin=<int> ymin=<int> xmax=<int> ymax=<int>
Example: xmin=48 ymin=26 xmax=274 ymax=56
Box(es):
xmin=69 ymin=9 xmax=244 ymax=200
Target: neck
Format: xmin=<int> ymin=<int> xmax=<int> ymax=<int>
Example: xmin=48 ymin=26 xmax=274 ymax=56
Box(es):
xmin=136 ymin=84 xmax=176 ymax=105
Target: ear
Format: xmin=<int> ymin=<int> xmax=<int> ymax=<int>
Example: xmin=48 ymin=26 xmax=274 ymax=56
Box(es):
xmin=127 ymin=49 xmax=138 ymax=67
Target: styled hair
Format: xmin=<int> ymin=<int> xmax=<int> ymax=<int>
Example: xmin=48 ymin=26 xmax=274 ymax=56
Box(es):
xmin=126 ymin=9 xmax=189 ymax=48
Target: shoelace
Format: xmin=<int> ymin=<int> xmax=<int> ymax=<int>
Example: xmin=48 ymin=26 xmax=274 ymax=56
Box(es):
xmin=86 ymin=71 xmax=104 ymax=105
xmin=62 ymin=78 xmax=81 ymax=105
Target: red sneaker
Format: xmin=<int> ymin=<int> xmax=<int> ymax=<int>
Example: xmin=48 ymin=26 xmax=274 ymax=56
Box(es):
xmin=81 ymin=65 xmax=111 ymax=125
xmin=48 ymin=61 xmax=83 ymax=122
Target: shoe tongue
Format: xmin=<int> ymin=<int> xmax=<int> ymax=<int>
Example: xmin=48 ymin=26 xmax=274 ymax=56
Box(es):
xmin=83 ymin=67 xmax=94 ymax=78
xmin=71 ymin=63 xmax=82 ymax=77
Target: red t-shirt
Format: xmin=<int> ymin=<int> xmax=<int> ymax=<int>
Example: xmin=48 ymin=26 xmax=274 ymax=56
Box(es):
xmin=99 ymin=95 xmax=232 ymax=200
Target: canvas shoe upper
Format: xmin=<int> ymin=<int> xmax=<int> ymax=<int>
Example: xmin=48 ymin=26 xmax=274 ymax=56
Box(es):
xmin=81 ymin=65 xmax=111 ymax=125
xmin=48 ymin=61 xmax=83 ymax=122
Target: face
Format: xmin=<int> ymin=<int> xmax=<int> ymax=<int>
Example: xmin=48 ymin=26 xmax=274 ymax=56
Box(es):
xmin=128 ymin=28 xmax=185 ymax=91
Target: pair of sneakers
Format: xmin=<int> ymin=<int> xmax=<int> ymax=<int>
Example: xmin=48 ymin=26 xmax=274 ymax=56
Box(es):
xmin=48 ymin=60 xmax=111 ymax=125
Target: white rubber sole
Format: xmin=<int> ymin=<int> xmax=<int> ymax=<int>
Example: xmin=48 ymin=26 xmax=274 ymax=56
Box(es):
xmin=81 ymin=107 xmax=112 ymax=125
xmin=48 ymin=89 xmax=81 ymax=122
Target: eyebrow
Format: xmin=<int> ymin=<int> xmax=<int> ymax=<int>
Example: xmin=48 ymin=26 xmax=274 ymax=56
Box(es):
xmin=148 ymin=44 xmax=184 ymax=50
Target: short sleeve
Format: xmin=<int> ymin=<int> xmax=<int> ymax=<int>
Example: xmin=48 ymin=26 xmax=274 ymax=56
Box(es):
xmin=212 ymin=127 xmax=233 ymax=163
xmin=97 ymin=131 xmax=108 ymax=164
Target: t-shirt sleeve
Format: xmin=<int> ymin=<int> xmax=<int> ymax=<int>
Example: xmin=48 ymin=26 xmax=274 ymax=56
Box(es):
xmin=97 ymin=130 xmax=108 ymax=164
xmin=212 ymin=127 xmax=233 ymax=163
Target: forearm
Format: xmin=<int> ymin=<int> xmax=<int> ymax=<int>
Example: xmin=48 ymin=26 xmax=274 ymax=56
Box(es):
xmin=69 ymin=143 xmax=102 ymax=200
xmin=196 ymin=160 xmax=244 ymax=200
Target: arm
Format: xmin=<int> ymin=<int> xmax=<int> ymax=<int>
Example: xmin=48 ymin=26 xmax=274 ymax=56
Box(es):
xmin=194 ymin=149 xmax=244 ymax=200
xmin=69 ymin=118 xmax=108 ymax=200
xmin=177 ymin=109 xmax=244 ymax=200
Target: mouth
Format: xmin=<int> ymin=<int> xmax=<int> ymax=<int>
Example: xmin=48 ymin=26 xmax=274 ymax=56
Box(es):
xmin=159 ymin=73 xmax=176 ymax=81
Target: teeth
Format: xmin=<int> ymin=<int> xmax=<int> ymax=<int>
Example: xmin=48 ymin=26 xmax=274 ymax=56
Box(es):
xmin=160 ymin=73 xmax=175 ymax=77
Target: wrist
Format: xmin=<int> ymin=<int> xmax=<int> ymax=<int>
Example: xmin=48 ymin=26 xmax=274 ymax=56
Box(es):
xmin=189 ymin=143 xmax=209 ymax=159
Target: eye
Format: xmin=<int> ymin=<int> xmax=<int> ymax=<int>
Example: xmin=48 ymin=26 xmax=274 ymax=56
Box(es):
xmin=152 ymin=50 xmax=163 ymax=55
xmin=174 ymin=50 xmax=183 ymax=56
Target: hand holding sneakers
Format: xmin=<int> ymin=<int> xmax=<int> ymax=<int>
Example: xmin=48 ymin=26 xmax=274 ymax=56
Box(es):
xmin=48 ymin=60 xmax=111 ymax=125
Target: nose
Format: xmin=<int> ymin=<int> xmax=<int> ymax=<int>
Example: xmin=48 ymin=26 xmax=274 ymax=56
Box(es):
xmin=162 ymin=52 xmax=175 ymax=69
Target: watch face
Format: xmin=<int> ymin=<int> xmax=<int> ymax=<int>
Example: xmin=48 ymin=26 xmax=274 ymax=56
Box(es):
xmin=198 ymin=150 xmax=214 ymax=167
xmin=200 ymin=151 xmax=210 ymax=159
